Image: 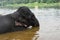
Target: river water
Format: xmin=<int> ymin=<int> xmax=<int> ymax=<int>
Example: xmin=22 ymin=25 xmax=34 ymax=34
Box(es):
xmin=0 ymin=8 xmax=60 ymax=40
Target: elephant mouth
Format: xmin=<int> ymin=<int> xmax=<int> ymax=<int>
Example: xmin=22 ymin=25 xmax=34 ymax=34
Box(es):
xmin=15 ymin=21 xmax=27 ymax=27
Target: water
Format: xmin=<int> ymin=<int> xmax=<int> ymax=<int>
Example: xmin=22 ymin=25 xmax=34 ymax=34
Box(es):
xmin=0 ymin=8 xmax=60 ymax=40
xmin=37 ymin=8 xmax=60 ymax=40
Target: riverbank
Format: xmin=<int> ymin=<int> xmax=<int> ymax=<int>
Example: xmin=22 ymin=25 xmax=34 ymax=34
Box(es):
xmin=0 ymin=2 xmax=60 ymax=9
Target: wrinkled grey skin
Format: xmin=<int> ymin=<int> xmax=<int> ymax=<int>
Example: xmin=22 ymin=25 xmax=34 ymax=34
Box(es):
xmin=0 ymin=6 xmax=39 ymax=34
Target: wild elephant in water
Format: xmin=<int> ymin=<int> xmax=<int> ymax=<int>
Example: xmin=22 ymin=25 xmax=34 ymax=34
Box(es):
xmin=0 ymin=6 xmax=39 ymax=34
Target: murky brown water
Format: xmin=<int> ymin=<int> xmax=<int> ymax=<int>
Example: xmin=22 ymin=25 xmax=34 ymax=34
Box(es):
xmin=0 ymin=27 xmax=39 ymax=40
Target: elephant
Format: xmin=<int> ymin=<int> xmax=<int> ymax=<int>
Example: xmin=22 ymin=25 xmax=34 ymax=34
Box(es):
xmin=0 ymin=6 xmax=39 ymax=34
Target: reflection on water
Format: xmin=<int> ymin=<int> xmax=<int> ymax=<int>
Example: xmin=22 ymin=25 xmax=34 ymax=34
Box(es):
xmin=0 ymin=8 xmax=60 ymax=40
xmin=0 ymin=27 xmax=39 ymax=40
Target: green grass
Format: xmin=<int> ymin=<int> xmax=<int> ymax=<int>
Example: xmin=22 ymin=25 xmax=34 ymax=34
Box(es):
xmin=4 ymin=2 xmax=38 ymax=8
xmin=0 ymin=2 xmax=60 ymax=9
xmin=38 ymin=3 xmax=60 ymax=8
